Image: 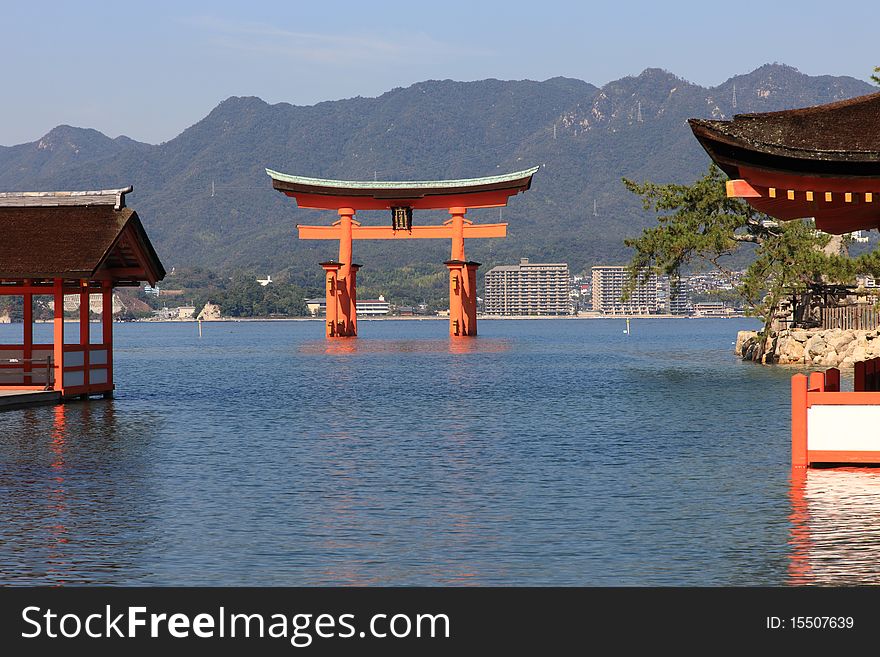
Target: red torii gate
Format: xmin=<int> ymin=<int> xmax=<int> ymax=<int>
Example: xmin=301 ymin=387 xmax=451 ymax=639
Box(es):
xmin=267 ymin=167 xmax=539 ymax=338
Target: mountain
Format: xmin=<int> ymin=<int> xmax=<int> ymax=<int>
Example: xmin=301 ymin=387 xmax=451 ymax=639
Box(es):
xmin=0 ymin=64 xmax=874 ymax=288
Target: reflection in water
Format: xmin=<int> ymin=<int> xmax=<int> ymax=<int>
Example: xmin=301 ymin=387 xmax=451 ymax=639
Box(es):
xmin=0 ymin=399 xmax=161 ymax=585
xmin=789 ymin=468 xmax=880 ymax=585
xmin=47 ymin=405 xmax=70 ymax=584
xmin=300 ymin=338 xmax=511 ymax=356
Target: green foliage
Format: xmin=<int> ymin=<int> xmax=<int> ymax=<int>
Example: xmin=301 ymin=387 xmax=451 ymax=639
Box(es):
xmin=157 ymin=267 xmax=310 ymax=318
xmin=357 ymin=264 xmax=448 ymax=311
xmin=873 ymin=66 xmax=880 ymax=85
xmin=622 ymin=165 xmax=851 ymax=331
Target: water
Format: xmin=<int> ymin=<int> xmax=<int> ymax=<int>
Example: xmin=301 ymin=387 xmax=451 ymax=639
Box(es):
xmin=1 ymin=317 xmax=878 ymax=586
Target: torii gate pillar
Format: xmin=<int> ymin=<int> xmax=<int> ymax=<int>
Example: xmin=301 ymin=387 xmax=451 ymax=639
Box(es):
xmin=320 ymin=207 xmax=359 ymax=338
xmin=445 ymin=207 xmax=479 ymax=336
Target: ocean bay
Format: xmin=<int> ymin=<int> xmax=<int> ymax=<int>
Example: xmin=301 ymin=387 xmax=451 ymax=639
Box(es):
xmin=2 ymin=318 xmax=878 ymax=586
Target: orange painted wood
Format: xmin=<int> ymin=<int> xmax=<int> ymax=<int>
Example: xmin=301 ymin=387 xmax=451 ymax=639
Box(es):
xmin=450 ymin=209 xmax=466 ymax=262
xmin=725 ymin=179 xmax=762 ymax=198
xmin=808 ymin=450 xmax=880 ymax=465
xmin=447 ymin=263 xmax=464 ymax=337
xmin=52 ymin=278 xmax=64 ymax=392
xmin=809 ymin=371 xmax=825 ymax=392
xmin=102 ymin=281 xmax=113 ymax=387
xmin=0 ymin=385 xmax=49 ymax=390
xmin=296 ymin=223 xmax=507 ymax=240
xmin=806 ymin=391 xmax=880 ymax=405
xmin=791 ymin=374 xmax=808 ymax=469
xmin=80 ymin=285 xmax=90 ymax=389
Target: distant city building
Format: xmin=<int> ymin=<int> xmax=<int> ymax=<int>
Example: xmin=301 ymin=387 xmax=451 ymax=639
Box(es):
xmin=591 ymin=266 xmax=657 ymax=315
xmin=143 ymin=284 xmax=161 ymax=296
xmin=484 ymin=258 xmax=571 ymax=315
xmin=667 ymin=277 xmax=691 ymax=316
xmin=693 ymin=301 xmax=734 ymax=317
xmin=257 ymin=275 xmax=273 ymax=286
xmin=152 ymin=305 xmax=196 ymax=320
xmin=357 ymin=295 xmax=390 ymax=316
xmin=305 ymin=295 xmax=390 ymax=317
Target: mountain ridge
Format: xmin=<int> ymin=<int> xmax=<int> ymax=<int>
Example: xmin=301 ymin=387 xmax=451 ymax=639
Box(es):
xmin=0 ymin=64 xmax=874 ymax=286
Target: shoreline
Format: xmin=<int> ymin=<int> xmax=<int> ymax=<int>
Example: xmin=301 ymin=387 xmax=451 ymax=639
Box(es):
xmin=7 ymin=315 xmax=752 ymax=325
xmin=128 ymin=314 xmax=752 ymax=323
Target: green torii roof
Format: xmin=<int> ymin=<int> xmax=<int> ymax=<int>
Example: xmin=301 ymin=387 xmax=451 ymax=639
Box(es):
xmin=266 ymin=166 xmax=540 ymax=192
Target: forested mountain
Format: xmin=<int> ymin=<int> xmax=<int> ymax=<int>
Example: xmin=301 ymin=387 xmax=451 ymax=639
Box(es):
xmin=0 ymin=64 xmax=873 ymax=291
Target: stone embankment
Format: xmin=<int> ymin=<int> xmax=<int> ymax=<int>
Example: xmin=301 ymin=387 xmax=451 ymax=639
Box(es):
xmin=736 ymin=328 xmax=880 ymax=367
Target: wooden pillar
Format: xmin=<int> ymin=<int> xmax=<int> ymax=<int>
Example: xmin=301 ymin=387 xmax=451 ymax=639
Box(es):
xmin=102 ymin=280 xmax=114 ymax=393
xmin=52 ymin=278 xmax=64 ymax=393
xmin=450 ymin=207 xmax=466 ymax=261
xmin=791 ymin=373 xmax=808 ymax=469
xmin=23 ymin=279 xmax=33 ymax=384
xmin=824 ymin=367 xmax=840 ymax=393
xmin=445 ymin=260 xmax=466 ymax=337
xmin=320 ymin=262 xmax=342 ymax=338
xmin=446 ymin=207 xmax=475 ymax=337
xmin=80 ymin=280 xmax=90 ymax=393
xmin=465 ymin=262 xmax=480 ymax=336
xmin=855 ymin=360 xmax=866 ymax=392
xmin=337 ymin=207 xmax=357 ymax=337
xmin=349 ymin=264 xmax=360 ymax=337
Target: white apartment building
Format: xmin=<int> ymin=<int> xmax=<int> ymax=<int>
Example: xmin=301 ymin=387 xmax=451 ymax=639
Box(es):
xmin=591 ymin=266 xmax=658 ymax=315
xmin=484 ymin=259 xmax=571 ymax=315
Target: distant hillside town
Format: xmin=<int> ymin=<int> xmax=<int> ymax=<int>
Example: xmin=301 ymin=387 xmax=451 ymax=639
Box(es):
xmin=78 ymin=260 xmax=751 ymax=323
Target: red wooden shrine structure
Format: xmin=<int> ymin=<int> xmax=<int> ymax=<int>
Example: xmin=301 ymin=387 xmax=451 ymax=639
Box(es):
xmin=268 ymin=167 xmax=539 ymax=337
xmin=0 ymin=187 xmax=165 ymax=399
xmin=691 ymin=91 xmax=880 ymax=468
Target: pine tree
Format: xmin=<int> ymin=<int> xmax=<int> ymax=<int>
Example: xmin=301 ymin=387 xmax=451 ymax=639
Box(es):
xmin=622 ymin=165 xmax=852 ymax=335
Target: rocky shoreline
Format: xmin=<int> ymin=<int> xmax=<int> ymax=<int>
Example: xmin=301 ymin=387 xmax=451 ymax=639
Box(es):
xmin=736 ymin=327 xmax=880 ymax=367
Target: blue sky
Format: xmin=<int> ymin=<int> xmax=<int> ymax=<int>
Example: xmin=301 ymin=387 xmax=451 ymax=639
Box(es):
xmin=2 ymin=0 xmax=876 ymax=146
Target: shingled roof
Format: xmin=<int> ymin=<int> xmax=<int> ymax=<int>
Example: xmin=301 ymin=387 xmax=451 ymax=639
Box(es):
xmin=0 ymin=188 xmax=165 ymax=284
xmin=689 ymin=91 xmax=880 ymax=176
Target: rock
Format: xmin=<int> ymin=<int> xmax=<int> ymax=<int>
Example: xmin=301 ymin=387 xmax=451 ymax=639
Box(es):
xmin=828 ymin=331 xmax=855 ymax=353
xmin=807 ymin=336 xmax=828 ymax=359
xmin=762 ymin=333 xmax=777 ymax=363
xmin=816 ymin=350 xmax=840 ymax=367
xmin=742 ymin=336 xmax=763 ymax=362
xmin=197 ymin=303 xmax=222 ymax=321
xmin=790 ymin=329 xmax=810 ymax=342
xmin=734 ymin=330 xmax=758 ymax=356
xmin=851 ymin=345 xmax=868 ymax=363
xmin=776 ymin=335 xmax=805 ymax=364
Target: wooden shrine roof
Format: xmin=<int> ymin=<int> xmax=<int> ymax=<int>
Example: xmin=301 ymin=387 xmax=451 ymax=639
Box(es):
xmin=689 ymin=91 xmax=880 ymax=176
xmin=0 ymin=188 xmax=165 ymax=285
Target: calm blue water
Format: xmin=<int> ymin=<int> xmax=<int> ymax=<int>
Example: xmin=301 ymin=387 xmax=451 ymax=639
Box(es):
xmin=2 ymin=317 xmax=879 ymax=586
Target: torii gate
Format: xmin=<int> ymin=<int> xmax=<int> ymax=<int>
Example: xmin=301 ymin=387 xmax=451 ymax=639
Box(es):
xmin=267 ymin=166 xmax=539 ymax=338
